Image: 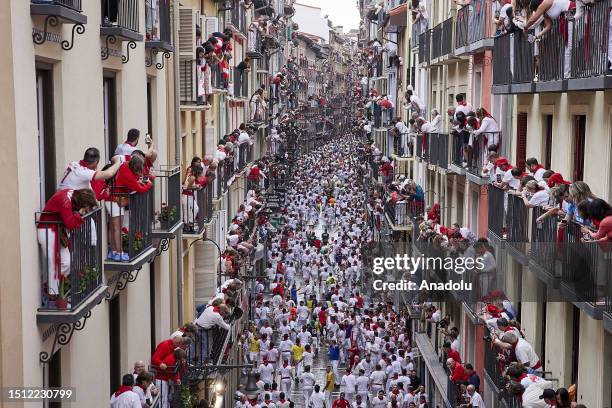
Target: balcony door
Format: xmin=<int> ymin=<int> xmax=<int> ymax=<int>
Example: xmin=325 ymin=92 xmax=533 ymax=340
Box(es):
xmin=109 ymin=296 xmax=121 ymax=395
xmin=572 ymin=115 xmax=586 ymax=181
xmin=542 ymin=114 xmax=553 ymax=169
xmin=516 ymin=112 xmax=528 ymax=170
xmin=103 ymin=74 xmax=118 ymax=160
xmin=35 ymin=67 xmax=56 ymax=208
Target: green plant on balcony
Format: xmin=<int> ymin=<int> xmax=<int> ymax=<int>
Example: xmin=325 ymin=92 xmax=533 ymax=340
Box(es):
xmin=158 ymin=203 xmax=178 ymax=228
xmin=78 ymin=265 xmax=100 ymax=293
xmin=121 ymin=229 xmax=145 ymax=253
xmin=56 ymin=276 xmax=71 ymax=310
xmin=180 ymin=386 xmax=197 ymax=408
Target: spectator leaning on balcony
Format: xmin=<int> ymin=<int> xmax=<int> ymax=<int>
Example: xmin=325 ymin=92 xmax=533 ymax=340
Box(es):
xmin=454 ymin=94 xmax=474 ymax=119
xmin=430 ymin=109 xmax=442 ymax=133
xmin=38 ymin=189 xmax=97 ymax=297
xmin=494 ymin=332 xmax=542 ymax=372
xmin=110 ymin=374 xmax=140 ymax=408
xmin=474 ymin=108 xmax=500 ymax=148
xmin=58 ymin=148 xmax=121 ymax=190
xmin=406 ymin=90 xmax=426 ymax=116
xmin=579 ymin=198 xmax=612 ymax=242
xmin=194 ymin=303 xmax=231 ymax=331
xmin=511 ymin=179 xmax=551 ymax=207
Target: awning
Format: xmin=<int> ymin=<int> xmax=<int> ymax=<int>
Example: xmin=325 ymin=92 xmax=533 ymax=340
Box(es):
xmin=388 ymin=3 xmax=408 ymax=27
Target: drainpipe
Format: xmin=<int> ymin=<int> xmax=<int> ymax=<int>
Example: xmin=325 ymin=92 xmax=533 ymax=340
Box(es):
xmin=172 ymin=0 xmax=184 ymax=325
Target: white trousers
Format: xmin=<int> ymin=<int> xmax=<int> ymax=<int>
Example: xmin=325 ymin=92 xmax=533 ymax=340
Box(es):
xmin=38 ymin=228 xmax=71 ymax=295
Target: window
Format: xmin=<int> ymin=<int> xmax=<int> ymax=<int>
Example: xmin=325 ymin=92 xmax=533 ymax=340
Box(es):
xmin=109 ymin=296 xmax=121 ymax=395
xmin=516 ymin=112 xmax=528 ymax=170
xmin=48 ymin=350 xmax=62 ymax=408
xmin=543 ymin=115 xmax=553 ymax=169
xmin=572 ymin=115 xmax=586 ymax=181
xmin=36 ymin=67 xmax=56 ymax=207
xmin=103 ymin=74 xmax=118 ymax=160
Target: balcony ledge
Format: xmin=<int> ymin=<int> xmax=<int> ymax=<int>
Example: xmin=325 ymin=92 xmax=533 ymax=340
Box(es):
xmin=384 ymin=213 xmax=413 ymax=232
xmin=152 ymin=221 xmax=184 ymax=239
xmin=535 ymin=79 xmax=566 ymax=93
xmin=559 ymin=284 xmax=605 ymax=320
xmin=104 ymin=247 xmax=157 ymax=272
xmin=100 ymin=25 xmax=143 ymax=42
xmin=180 ymin=103 xmax=212 ymax=111
xmin=603 ymin=312 xmax=612 ymax=333
xmin=145 ymin=39 xmax=174 ymax=52
xmin=31 ymin=3 xmax=87 ymax=25
xmin=36 ymin=285 xmax=107 ymax=325
xmin=527 ymin=260 xmax=561 ymax=289
xmin=448 ymin=163 xmax=466 ymax=175
xmin=469 ymin=37 xmax=494 ymax=54
xmin=463 ymin=302 xmax=483 ymax=325
xmin=466 ymin=172 xmax=490 ymax=185
xmin=246 ymin=50 xmax=264 ymax=59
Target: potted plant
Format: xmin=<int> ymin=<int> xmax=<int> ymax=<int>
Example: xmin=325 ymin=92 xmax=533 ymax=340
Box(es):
xmin=158 ymin=203 xmax=178 ymax=229
xmin=121 ymin=229 xmax=145 ymax=256
xmin=78 ymin=265 xmax=100 ymax=293
xmin=56 ymin=277 xmax=71 ymax=310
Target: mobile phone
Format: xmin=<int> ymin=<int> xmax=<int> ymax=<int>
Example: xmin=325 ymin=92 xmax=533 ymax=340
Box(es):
xmin=145 ymin=133 xmax=152 ymax=144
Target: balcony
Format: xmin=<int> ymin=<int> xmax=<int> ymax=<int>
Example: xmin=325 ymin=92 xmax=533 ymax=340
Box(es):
xmin=211 ymin=64 xmax=228 ymax=91
xmin=237 ymin=144 xmax=253 ymax=170
xmin=104 ymin=188 xmax=156 ymax=272
xmin=232 ymin=67 xmax=248 ymax=98
xmin=487 ymin=186 xmax=610 ymax=319
xmin=215 ymin=159 xmax=235 ymax=199
xmin=179 ymin=59 xmax=203 ymax=108
xmin=31 ymin=0 xmax=87 ymax=50
xmin=144 ymin=0 xmax=173 ymax=53
xmin=455 ymin=5 xmax=469 ymax=52
xmin=226 ymin=0 xmax=247 ymax=35
xmin=384 ymin=200 xmax=422 ymax=229
xmin=428 ymin=133 xmax=450 ymax=170
xmin=35 ymin=208 xmax=107 ymax=324
xmin=246 ymin=30 xmax=264 ymax=59
xmin=418 ymin=29 xmax=431 ymax=65
xmin=182 ymin=184 xmax=214 ymax=238
xmin=373 ymin=107 xmax=394 ymax=129
xmin=493 ymin=0 xmax=612 ymax=94
xmin=100 ymin=0 xmax=143 ymax=42
xmin=449 ymin=131 xmax=502 ymax=183
xmin=152 ymin=166 xmax=182 ymax=239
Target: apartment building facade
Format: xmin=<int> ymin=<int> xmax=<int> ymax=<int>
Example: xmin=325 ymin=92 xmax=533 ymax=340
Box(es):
xmin=363 ymin=0 xmax=612 ymax=407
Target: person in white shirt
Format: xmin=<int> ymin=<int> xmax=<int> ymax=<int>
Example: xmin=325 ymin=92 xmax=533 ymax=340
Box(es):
xmin=406 ymin=90 xmax=426 ymax=116
xmin=495 ymin=332 xmax=541 ymax=372
xmin=110 ymin=374 xmax=141 ymax=408
xmin=355 ymin=369 xmax=369 ymax=402
xmin=430 ymin=109 xmax=442 ymax=133
xmin=279 ymin=360 xmax=294 ymax=394
xmin=193 ymin=304 xmax=230 ymax=330
xmin=301 ymin=365 xmax=316 ymax=408
xmin=371 ymin=390 xmax=389 ymax=408
xmin=352 ymin=393 xmax=367 ymax=408
xmin=454 ymin=94 xmax=474 ymax=119
xmin=58 ymin=148 xmax=121 ymax=190
xmin=341 ymin=369 xmax=358 ymax=402
xmin=259 ymin=358 xmax=275 ymax=385
xmin=309 ymin=385 xmax=326 ymax=408
xmin=132 ymin=371 xmax=155 ymax=408
xmin=474 ymin=108 xmax=500 ymax=148
xmin=393 ymin=118 xmax=411 ymax=157
xmin=369 ymin=364 xmax=386 ymax=394
xmin=515 ymin=180 xmax=551 ymax=208
xmin=467 ymin=384 xmax=486 ymax=407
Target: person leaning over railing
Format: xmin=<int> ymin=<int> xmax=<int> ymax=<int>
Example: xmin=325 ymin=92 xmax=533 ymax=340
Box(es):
xmin=38 ymin=189 xmax=98 ymax=298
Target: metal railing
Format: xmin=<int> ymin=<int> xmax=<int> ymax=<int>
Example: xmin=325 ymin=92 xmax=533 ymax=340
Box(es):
xmin=539 ymin=18 xmax=565 ymax=82
xmin=419 ymin=29 xmax=430 ymax=64
xmin=493 ymin=33 xmax=512 ymax=85
xmin=228 ymin=0 xmax=247 ymax=33
xmin=188 ymin=326 xmax=230 ymax=367
xmin=428 ymin=133 xmax=449 ymax=169
xmin=180 ymin=59 xmax=197 ymax=105
xmin=145 ymin=0 xmax=171 ymax=42
xmin=416 ymin=133 xmax=428 ymax=160
xmin=247 ymin=29 xmax=263 ymax=57
xmin=182 ymin=184 xmax=213 ymax=235
xmin=112 ymin=188 xmax=154 ymax=260
xmin=238 ymin=144 xmax=253 ymax=169
xmin=466 ymin=131 xmax=502 ymax=177
xmin=153 ymin=166 xmax=181 ymax=232
xmin=102 ymin=0 xmax=139 ymax=33
xmin=506 ymin=192 xmax=530 ymax=255
xmin=33 ymin=0 xmax=82 ymax=11
xmin=513 ymin=31 xmax=535 ymax=83
xmin=431 ymin=23 xmax=443 ymax=59
xmin=211 ymin=64 xmax=226 ymax=90
xmin=455 ymin=5 xmax=469 ymax=49
xmin=233 ymin=67 xmax=248 ymax=98
xmin=530 ymin=206 xmax=560 ymax=278
xmin=384 ymin=200 xmax=419 ymax=226
xmin=571 ymin=0 xmax=611 ymax=79
xmin=468 ymin=0 xmax=495 ymax=43
xmin=36 ymin=208 xmax=102 ymax=311
xmin=441 ymin=16 xmax=454 ymax=56
xmin=487 ymin=185 xmax=506 ymax=239
xmin=484 ymin=339 xmax=508 ymax=391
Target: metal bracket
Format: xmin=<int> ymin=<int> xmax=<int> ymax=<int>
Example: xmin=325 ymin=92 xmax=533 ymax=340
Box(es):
xmin=105 ymin=267 xmax=142 ymax=300
xmin=155 ymin=51 xmax=171 ymax=70
xmin=101 ymin=35 xmax=117 ymax=60
xmin=61 ymin=23 xmax=85 ymax=51
xmin=39 ymin=311 xmax=92 ymax=364
xmin=122 ymin=41 xmax=137 ymax=64
xmin=32 ymin=15 xmax=59 ymax=46
xmin=155 ymin=237 xmax=171 ymax=257
xmin=145 ymin=48 xmax=155 ymax=67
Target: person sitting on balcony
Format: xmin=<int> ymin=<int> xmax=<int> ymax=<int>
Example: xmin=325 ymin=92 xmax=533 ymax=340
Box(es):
xmin=58 ymin=147 xmax=122 ymax=191
xmin=110 ymin=374 xmax=141 ymax=408
xmin=38 ymin=188 xmax=98 ymax=299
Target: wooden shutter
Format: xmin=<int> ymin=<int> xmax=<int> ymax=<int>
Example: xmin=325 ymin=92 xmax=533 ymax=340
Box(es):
xmin=573 ymin=115 xmax=586 ymax=181
xmin=178 ymin=7 xmax=198 ymax=102
xmin=204 ymin=16 xmax=219 ymax=39
xmin=516 ymin=112 xmax=528 ymax=170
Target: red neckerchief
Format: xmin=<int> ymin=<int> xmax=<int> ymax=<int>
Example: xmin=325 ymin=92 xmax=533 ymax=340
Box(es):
xmin=533 ymin=164 xmax=544 ymax=172
xmin=138 ymin=384 xmax=147 ymax=392
xmin=459 ymin=101 xmax=467 ymax=106
xmin=518 ymin=373 xmax=528 ymax=380
xmin=213 ymin=306 xmax=220 ymax=313
xmin=114 ymin=385 xmax=133 ymax=397
xmin=78 ymin=160 xmax=90 ymax=168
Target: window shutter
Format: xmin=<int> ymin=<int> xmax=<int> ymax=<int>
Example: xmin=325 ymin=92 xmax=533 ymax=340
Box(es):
xmin=573 ymin=115 xmax=586 ymax=181
xmin=179 ymin=7 xmax=197 ymax=103
xmin=516 ymin=112 xmax=528 ymax=171
xmin=204 ymin=16 xmax=219 ymax=39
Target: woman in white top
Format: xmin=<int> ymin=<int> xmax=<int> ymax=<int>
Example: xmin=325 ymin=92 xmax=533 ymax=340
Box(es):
xmin=514 ymin=179 xmax=551 ymax=207
xmin=474 ymin=108 xmax=500 ymax=147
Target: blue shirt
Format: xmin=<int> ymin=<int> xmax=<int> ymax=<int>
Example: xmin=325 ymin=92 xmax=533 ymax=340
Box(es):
xmin=329 ymin=346 xmax=340 ymax=361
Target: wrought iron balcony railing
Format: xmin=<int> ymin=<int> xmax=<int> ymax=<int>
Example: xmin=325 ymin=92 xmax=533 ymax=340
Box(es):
xmin=101 ymin=0 xmax=140 ymax=36
xmin=152 ymin=166 xmax=181 ymax=236
xmin=182 ymin=184 xmax=213 ymax=236
xmin=145 ymin=0 xmax=171 ymax=45
xmin=418 ymin=29 xmax=431 ymax=64
xmin=455 ymin=5 xmax=469 ymax=49
xmin=33 ymin=0 xmax=82 ymax=11
xmin=35 ymin=208 xmax=103 ymax=312
xmin=233 ymin=67 xmax=248 ymax=98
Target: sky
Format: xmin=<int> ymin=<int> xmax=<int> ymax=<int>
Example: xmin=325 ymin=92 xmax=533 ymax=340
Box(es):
xmin=296 ymin=0 xmax=361 ymax=33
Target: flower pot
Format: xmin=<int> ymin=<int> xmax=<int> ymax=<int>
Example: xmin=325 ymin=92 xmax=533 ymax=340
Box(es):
xmin=55 ymin=298 xmax=69 ymax=310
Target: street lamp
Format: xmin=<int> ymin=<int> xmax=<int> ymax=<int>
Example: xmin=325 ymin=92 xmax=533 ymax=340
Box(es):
xmin=244 ymin=371 xmax=259 ymax=401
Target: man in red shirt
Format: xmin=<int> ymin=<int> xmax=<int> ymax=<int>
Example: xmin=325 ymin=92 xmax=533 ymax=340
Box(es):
xmin=332 ymin=392 xmax=351 ymax=408
xmin=443 ymin=342 xmax=462 ymax=364
xmin=447 ymin=358 xmax=470 ymax=383
xmin=37 ymin=189 xmax=97 ymax=298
